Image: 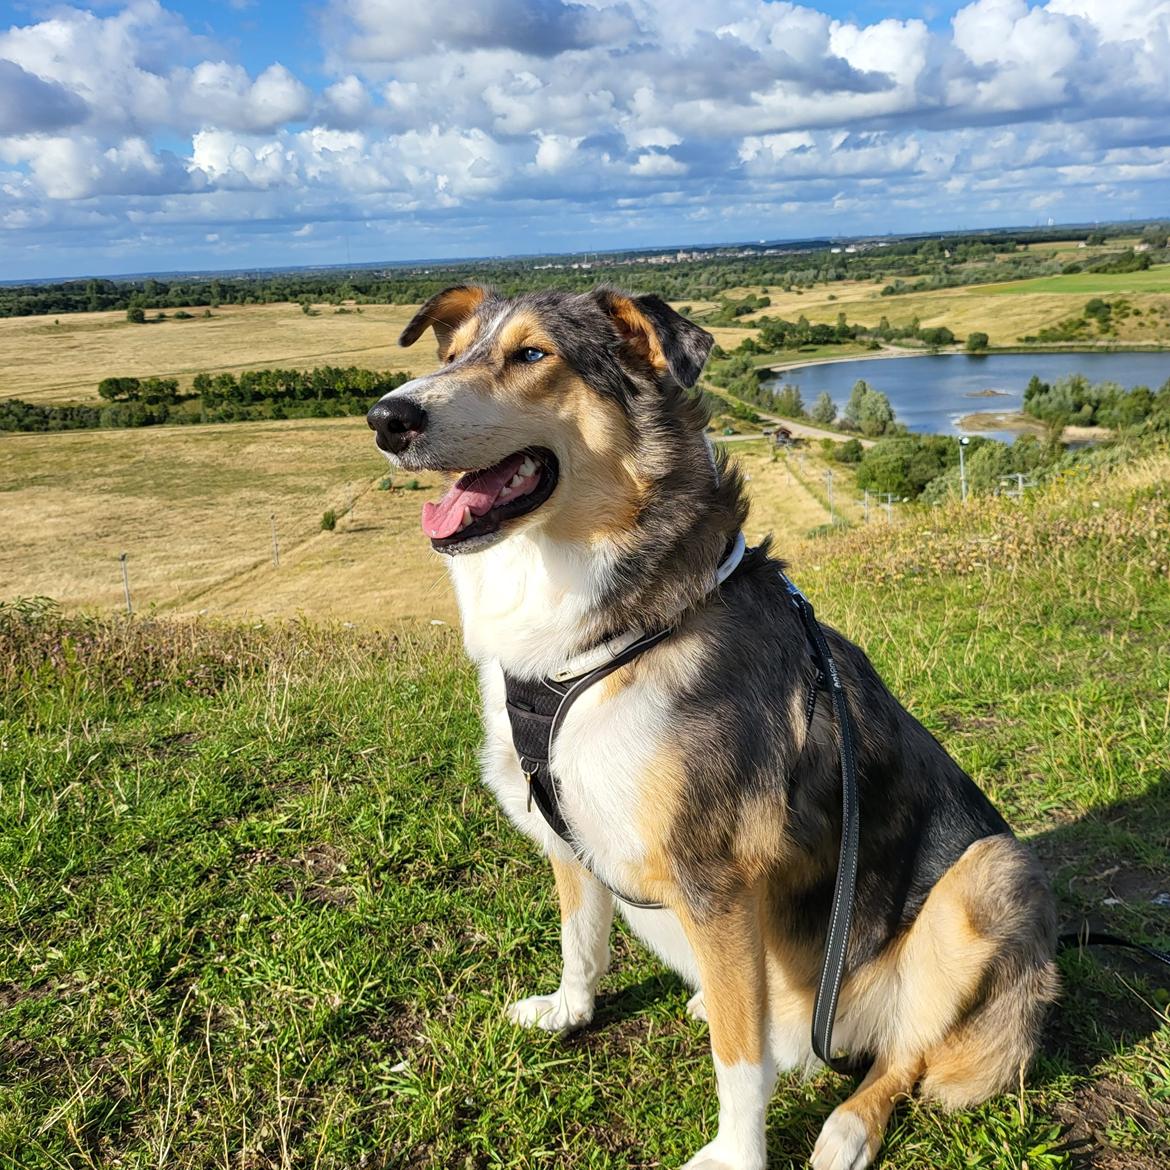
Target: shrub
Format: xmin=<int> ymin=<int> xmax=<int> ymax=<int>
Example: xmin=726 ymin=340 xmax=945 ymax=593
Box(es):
xmin=321 ymin=509 xmax=337 ymax=531
xmin=919 ymin=326 xmax=955 ymax=349
xmin=965 ymin=332 xmax=989 ymax=353
xmin=126 ymin=307 xmax=146 ymax=324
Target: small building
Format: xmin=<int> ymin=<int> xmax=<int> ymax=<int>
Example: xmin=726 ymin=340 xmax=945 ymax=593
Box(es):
xmin=763 ymin=425 xmax=795 ymax=447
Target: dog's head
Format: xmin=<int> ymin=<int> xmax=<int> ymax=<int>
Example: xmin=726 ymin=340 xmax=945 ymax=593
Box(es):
xmin=368 ymin=285 xmax=714 ymax=555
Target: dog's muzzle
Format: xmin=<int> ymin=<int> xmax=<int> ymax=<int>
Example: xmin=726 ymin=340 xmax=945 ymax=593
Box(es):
xmin=367 ymin=397 xmax=427 ymax=455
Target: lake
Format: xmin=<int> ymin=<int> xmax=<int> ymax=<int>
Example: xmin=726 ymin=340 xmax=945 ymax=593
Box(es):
xmin=764 ymin=352 xmax=1170 ymax=441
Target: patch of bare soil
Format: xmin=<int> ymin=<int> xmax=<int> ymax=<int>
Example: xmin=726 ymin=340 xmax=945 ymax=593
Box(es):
xmin=1053 ymin=1077 xmax=1170 ymax=1170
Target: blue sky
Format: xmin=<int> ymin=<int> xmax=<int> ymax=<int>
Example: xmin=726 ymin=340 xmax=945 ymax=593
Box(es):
xmin=1 ymin=0 xmax=1168 ymax=279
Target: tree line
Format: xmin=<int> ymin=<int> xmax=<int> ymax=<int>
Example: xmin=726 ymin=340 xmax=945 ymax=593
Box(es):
xmin=5 ymin=222 xmax=1165 ymax=319
xmin=0 ymin=366 xmax=413 ymax=433
xmin=1022 ymin=374 xmax=1170 ymax=434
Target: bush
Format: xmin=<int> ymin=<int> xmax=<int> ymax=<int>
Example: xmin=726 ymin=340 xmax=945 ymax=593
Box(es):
xmin=321 ymin=509 xmax=337 ymax=531
xmin=919 ymin=326 xmax=955 ymax=349
xmin=126 ymin=307 xmax=146 ymax=324
xmin=965 ymin=332 xmax=989 ymax=353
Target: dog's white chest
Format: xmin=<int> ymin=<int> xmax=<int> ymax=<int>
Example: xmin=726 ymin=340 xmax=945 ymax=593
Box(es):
xmin=478 ymin=663 xmax=668 ymax=896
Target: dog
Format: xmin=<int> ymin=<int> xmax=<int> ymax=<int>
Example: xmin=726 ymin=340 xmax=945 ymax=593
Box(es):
xmin=368 ymin=285 xmax=1058 ymax=1170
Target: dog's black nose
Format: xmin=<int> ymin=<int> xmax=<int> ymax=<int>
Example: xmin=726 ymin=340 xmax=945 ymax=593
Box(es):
xmin=367 ymin=397 xmax=428 ymax=454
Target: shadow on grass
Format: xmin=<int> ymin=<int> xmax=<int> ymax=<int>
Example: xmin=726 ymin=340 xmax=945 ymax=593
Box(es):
xmin=1026 ymin=770 xmax=1170 ymax=1077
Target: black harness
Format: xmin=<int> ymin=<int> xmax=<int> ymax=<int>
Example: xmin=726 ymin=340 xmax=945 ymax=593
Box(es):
xmin=502 ymin=552 xmax=862 ymax=1069
xmin=501 ymin=549 xmax=1170 ymax=1073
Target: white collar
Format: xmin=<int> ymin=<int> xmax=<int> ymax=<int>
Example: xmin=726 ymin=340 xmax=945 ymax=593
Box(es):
xmin=548 ymin=530 xmax=747 ymax=683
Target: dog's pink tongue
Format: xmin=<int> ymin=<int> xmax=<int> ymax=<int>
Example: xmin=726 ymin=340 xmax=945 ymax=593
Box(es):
xmin=421 ymin=454 xmax=526 ymax=539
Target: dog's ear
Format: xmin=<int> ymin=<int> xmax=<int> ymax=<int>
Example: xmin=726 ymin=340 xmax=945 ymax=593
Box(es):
xmin=593 ymin=288 xmax=714 ymax=388
xmin=399 ymin=285 xmax=490 ymax=357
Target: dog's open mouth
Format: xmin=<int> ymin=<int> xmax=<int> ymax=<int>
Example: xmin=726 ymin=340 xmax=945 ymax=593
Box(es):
xmin=421 ymin=448 xmax=559 ymax=550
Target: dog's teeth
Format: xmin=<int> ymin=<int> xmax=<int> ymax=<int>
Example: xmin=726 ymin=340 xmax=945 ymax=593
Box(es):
xmin=461 ymin=505 xmax=472 ymax=529
xmin=509 ymin=474 xmax=524 ymax=487
xmin=519 ymin=458 xmax=536 ymax=477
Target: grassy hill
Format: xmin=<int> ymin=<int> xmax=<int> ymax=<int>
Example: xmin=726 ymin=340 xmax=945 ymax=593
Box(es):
xmin=2 ymin=445 xmax=1168 ymax=1168
xmin=0 ymin=421 xmax=852 ymax=625
xmin=728 ymin=269 xmax=1170 ymax=348
xmin=0 ymin=302 xmax=756 ymax=407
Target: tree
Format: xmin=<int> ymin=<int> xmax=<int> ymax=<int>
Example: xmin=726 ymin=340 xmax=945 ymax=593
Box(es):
xmin=97 ymin=376 xmax=141 ymax=401
xmin=919 ymin=326 xmax=955 ymax=349
xmin=126 ymin=307 xmax=146 ymax=324
xmin=772 ymin=383 xmax=805 ymax=417
xmin=810 ymin=391 xmax=837 ymax=425
xmin=857 ymin=388 xmax=895 ymax=436
xmin=965 ymin=332 xmax=989 ymax=353
xmin=843 ymin=379 xmax=871 ymax=428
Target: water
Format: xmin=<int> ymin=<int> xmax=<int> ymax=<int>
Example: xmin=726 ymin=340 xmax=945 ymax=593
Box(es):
xmin=764 ymin=352 xmax=1170 ymax=441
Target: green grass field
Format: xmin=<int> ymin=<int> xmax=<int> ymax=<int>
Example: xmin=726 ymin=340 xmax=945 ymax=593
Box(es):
xmin=981 ymin=269 xmax=1170 ymax=295
xmin=2 ymin=448 xmax=1168 ymax=1169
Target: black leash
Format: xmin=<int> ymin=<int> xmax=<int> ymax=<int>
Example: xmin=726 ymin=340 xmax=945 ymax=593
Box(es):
xmin=779 ymin=572 xmax=861 ymax=1073
xmin=1058 ymin=927 xmax=1170 ymax=968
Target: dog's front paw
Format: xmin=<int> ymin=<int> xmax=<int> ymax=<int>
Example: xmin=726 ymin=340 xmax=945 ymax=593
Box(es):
xmin=685 ymin=989 xmax=707 ymax=1021
xmin=810 ymin=1108 xmax=876 ymax=1170
xmin=507 ymin=990 xmax=591 ymax=1033
xmin=681 ymin=1139 xmax=759 ymax=1170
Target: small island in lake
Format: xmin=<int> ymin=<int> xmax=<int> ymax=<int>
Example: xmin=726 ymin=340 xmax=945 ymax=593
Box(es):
xmin=964 ymin=388 xmax=1012 ymax=398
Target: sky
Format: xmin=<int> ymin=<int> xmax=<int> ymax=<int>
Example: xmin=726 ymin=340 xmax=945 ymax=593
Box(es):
xmin=1 ymin=0 xmax=1168 ymax=279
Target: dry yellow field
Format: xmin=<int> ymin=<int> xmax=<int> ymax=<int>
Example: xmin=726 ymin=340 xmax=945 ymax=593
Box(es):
xmin=0 ymin=300 xmax=761 ymax=406
xmin=1 ymin=420 xmax=855 ymax=626
xmin=727 ymin=279 xmax=1170 ymax=347
xmin=0 ymin=302 xmax=423 ymax=405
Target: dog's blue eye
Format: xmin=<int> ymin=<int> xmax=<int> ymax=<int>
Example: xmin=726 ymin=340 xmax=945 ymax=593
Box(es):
xmin=517 ymin=347 xmax=546 ymax=363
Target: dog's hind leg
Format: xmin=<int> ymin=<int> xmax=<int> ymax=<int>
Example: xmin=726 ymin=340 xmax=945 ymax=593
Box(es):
xmin=507 ymin=854 xmax=614 ymax=1032
xmin=678 ymin=889 xmax=776 ymax=1170
xmin=918 ymin=837 xmax=1058 ymax=1109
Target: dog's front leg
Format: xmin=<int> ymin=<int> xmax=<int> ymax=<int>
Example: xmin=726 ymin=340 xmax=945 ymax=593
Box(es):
xmin=680 ymin=891 xmax=775 ymax=1170
xmin=507 ymin=854 xmax=614 ymax=1032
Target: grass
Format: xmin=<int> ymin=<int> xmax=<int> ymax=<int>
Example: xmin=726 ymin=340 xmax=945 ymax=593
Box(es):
xmin=0 ymin=303 xmax=423 ymax=405
xmin=982 ymin=269 xmax=1170 ymax=296
xmin=2 ymin=448 xmax=1168 ymax=1168
xmin=0 ymin=419 xmax=453 ymax=627
xmin=0 ymin=303 xmax=760 ymax=408
xmin=4 ymin=270 xmax=1165 ymax=411
xmin=1 ymin=421 xmax=852 ymax=625
xmin=723 ymin=272 xmax=1170 ymax=350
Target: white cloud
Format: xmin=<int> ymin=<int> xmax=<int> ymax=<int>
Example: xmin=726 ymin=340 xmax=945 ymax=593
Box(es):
xmin=2 ymin=0 xmax=1170 ymax=274
xmin=630 ymin=151 xmax=688 ymax=177
xmin=179 ymin=62 xmax=312 ymax=133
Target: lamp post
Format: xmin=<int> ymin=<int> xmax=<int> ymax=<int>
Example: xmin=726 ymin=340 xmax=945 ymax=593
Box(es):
xmin=958 ymin=435 xmax=971 ymax=503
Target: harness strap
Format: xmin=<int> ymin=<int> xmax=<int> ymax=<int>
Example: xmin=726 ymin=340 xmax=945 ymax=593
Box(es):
xmin=781 ymin=572 xmax=861 ymax=1074
xmin=506 ymin=626 xmax=675 ymax=910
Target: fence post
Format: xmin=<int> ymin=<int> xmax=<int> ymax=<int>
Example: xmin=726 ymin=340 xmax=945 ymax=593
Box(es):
xmin=119 ymin=552 xmax=133 ymax=615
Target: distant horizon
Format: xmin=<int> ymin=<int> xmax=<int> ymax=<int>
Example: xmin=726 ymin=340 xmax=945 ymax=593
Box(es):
xmin=1 ymin=215 xmax=1155 ymax=287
